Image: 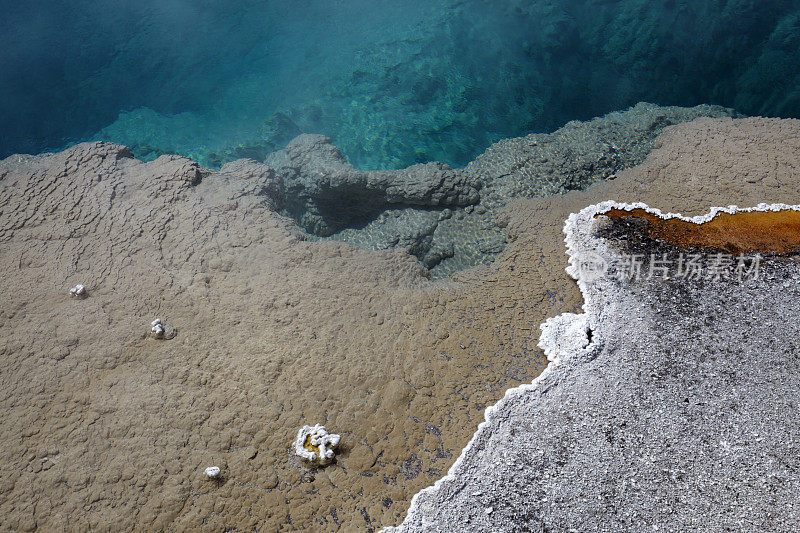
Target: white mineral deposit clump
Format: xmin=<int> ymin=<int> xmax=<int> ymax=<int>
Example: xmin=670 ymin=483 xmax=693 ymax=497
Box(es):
xmin=149 ymin=318 xmax=177 ymax=340
xmin=69 ymin=284 xmax=86 ymax=298
xmin=204 ymin=466 xmax=221 ymax=479
xmin=151 ymin=318 xmax=164 ymax=338
xmin=294 ymin=424 xmax=341 ymax=465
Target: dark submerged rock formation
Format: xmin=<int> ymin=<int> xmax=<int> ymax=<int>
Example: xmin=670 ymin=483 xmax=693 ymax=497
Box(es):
xmin=265 ymin=134 xmax=481 ymax=236
xmin=265 ymin=103 xmax=738 ymax=276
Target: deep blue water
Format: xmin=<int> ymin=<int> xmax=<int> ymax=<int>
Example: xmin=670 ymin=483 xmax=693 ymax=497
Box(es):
xmin=2 ymin=0 xmax=799 ymax=169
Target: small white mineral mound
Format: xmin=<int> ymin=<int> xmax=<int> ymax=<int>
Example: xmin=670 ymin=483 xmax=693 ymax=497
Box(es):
xmin=69 ymin=284 xmax=86 ymax=298
xmin=294 ymin=424 xmax=341 ymax=465
xmin=204 ymin=466 xmax=221 ymax=479
xmin=149 ymin=318 xmax=177 ymax=340
xmin=151 ymin=318 xmax=164 ymax=338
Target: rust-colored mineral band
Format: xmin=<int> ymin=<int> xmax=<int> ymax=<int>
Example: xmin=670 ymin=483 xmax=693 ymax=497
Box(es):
xmin=598 ymin=208 xmax=800 ymax=254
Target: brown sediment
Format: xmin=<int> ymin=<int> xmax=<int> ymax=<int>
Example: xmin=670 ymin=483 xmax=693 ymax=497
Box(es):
xmin=598 ymin=208 xmax=800 ymax=254
xmin=3 ymin=116 xmax=800 ymax=531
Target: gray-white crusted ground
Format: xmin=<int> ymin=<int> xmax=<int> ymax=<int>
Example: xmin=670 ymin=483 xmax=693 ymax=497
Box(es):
xmin=387 ymin=202 xmax=800 ymax=532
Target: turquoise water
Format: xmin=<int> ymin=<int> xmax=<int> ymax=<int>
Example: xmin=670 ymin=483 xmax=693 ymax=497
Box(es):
xmin=2 ymin=0 xmax=799 ymax=169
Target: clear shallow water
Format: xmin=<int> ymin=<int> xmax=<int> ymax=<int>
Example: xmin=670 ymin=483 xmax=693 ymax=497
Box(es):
xmin=2 ymin=0 xmax=799 ymax=169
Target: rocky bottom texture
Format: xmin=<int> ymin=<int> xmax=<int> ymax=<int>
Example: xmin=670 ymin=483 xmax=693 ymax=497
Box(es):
xmin=387 ymin=202 xmax=800 ymax=532
xmin=268 ymin=103 xmax=738 ymax=277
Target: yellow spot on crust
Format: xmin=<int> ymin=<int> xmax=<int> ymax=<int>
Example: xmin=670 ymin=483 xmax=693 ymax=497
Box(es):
xmin=303 ymin=434 xmax=319 ymax=458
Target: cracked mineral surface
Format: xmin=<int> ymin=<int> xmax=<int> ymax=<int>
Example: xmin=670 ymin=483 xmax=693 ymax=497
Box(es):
xmin=1 ymin=115 xmax=799 ymax=530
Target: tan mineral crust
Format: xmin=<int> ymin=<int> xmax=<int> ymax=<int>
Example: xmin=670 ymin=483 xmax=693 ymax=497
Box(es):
xmin=0 ymin=116 xmax=798 ymax=531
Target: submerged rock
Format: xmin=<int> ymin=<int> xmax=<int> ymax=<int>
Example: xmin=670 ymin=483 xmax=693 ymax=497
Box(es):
xmin=469 ymin=102 xmax=740 ymax=206
xmin=317 ymin=103 xmax=738 ymax=275
xmin=265 ymin=134 xmax=481 ymax=236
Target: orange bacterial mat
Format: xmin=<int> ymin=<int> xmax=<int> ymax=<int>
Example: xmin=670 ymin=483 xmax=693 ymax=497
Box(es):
xmin=598 ymin=208 xmax=800 ymax=254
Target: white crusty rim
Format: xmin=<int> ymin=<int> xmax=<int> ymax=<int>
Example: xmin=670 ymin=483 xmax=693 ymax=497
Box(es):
xmin=387 ymin=201 xmax=800 ymax=530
